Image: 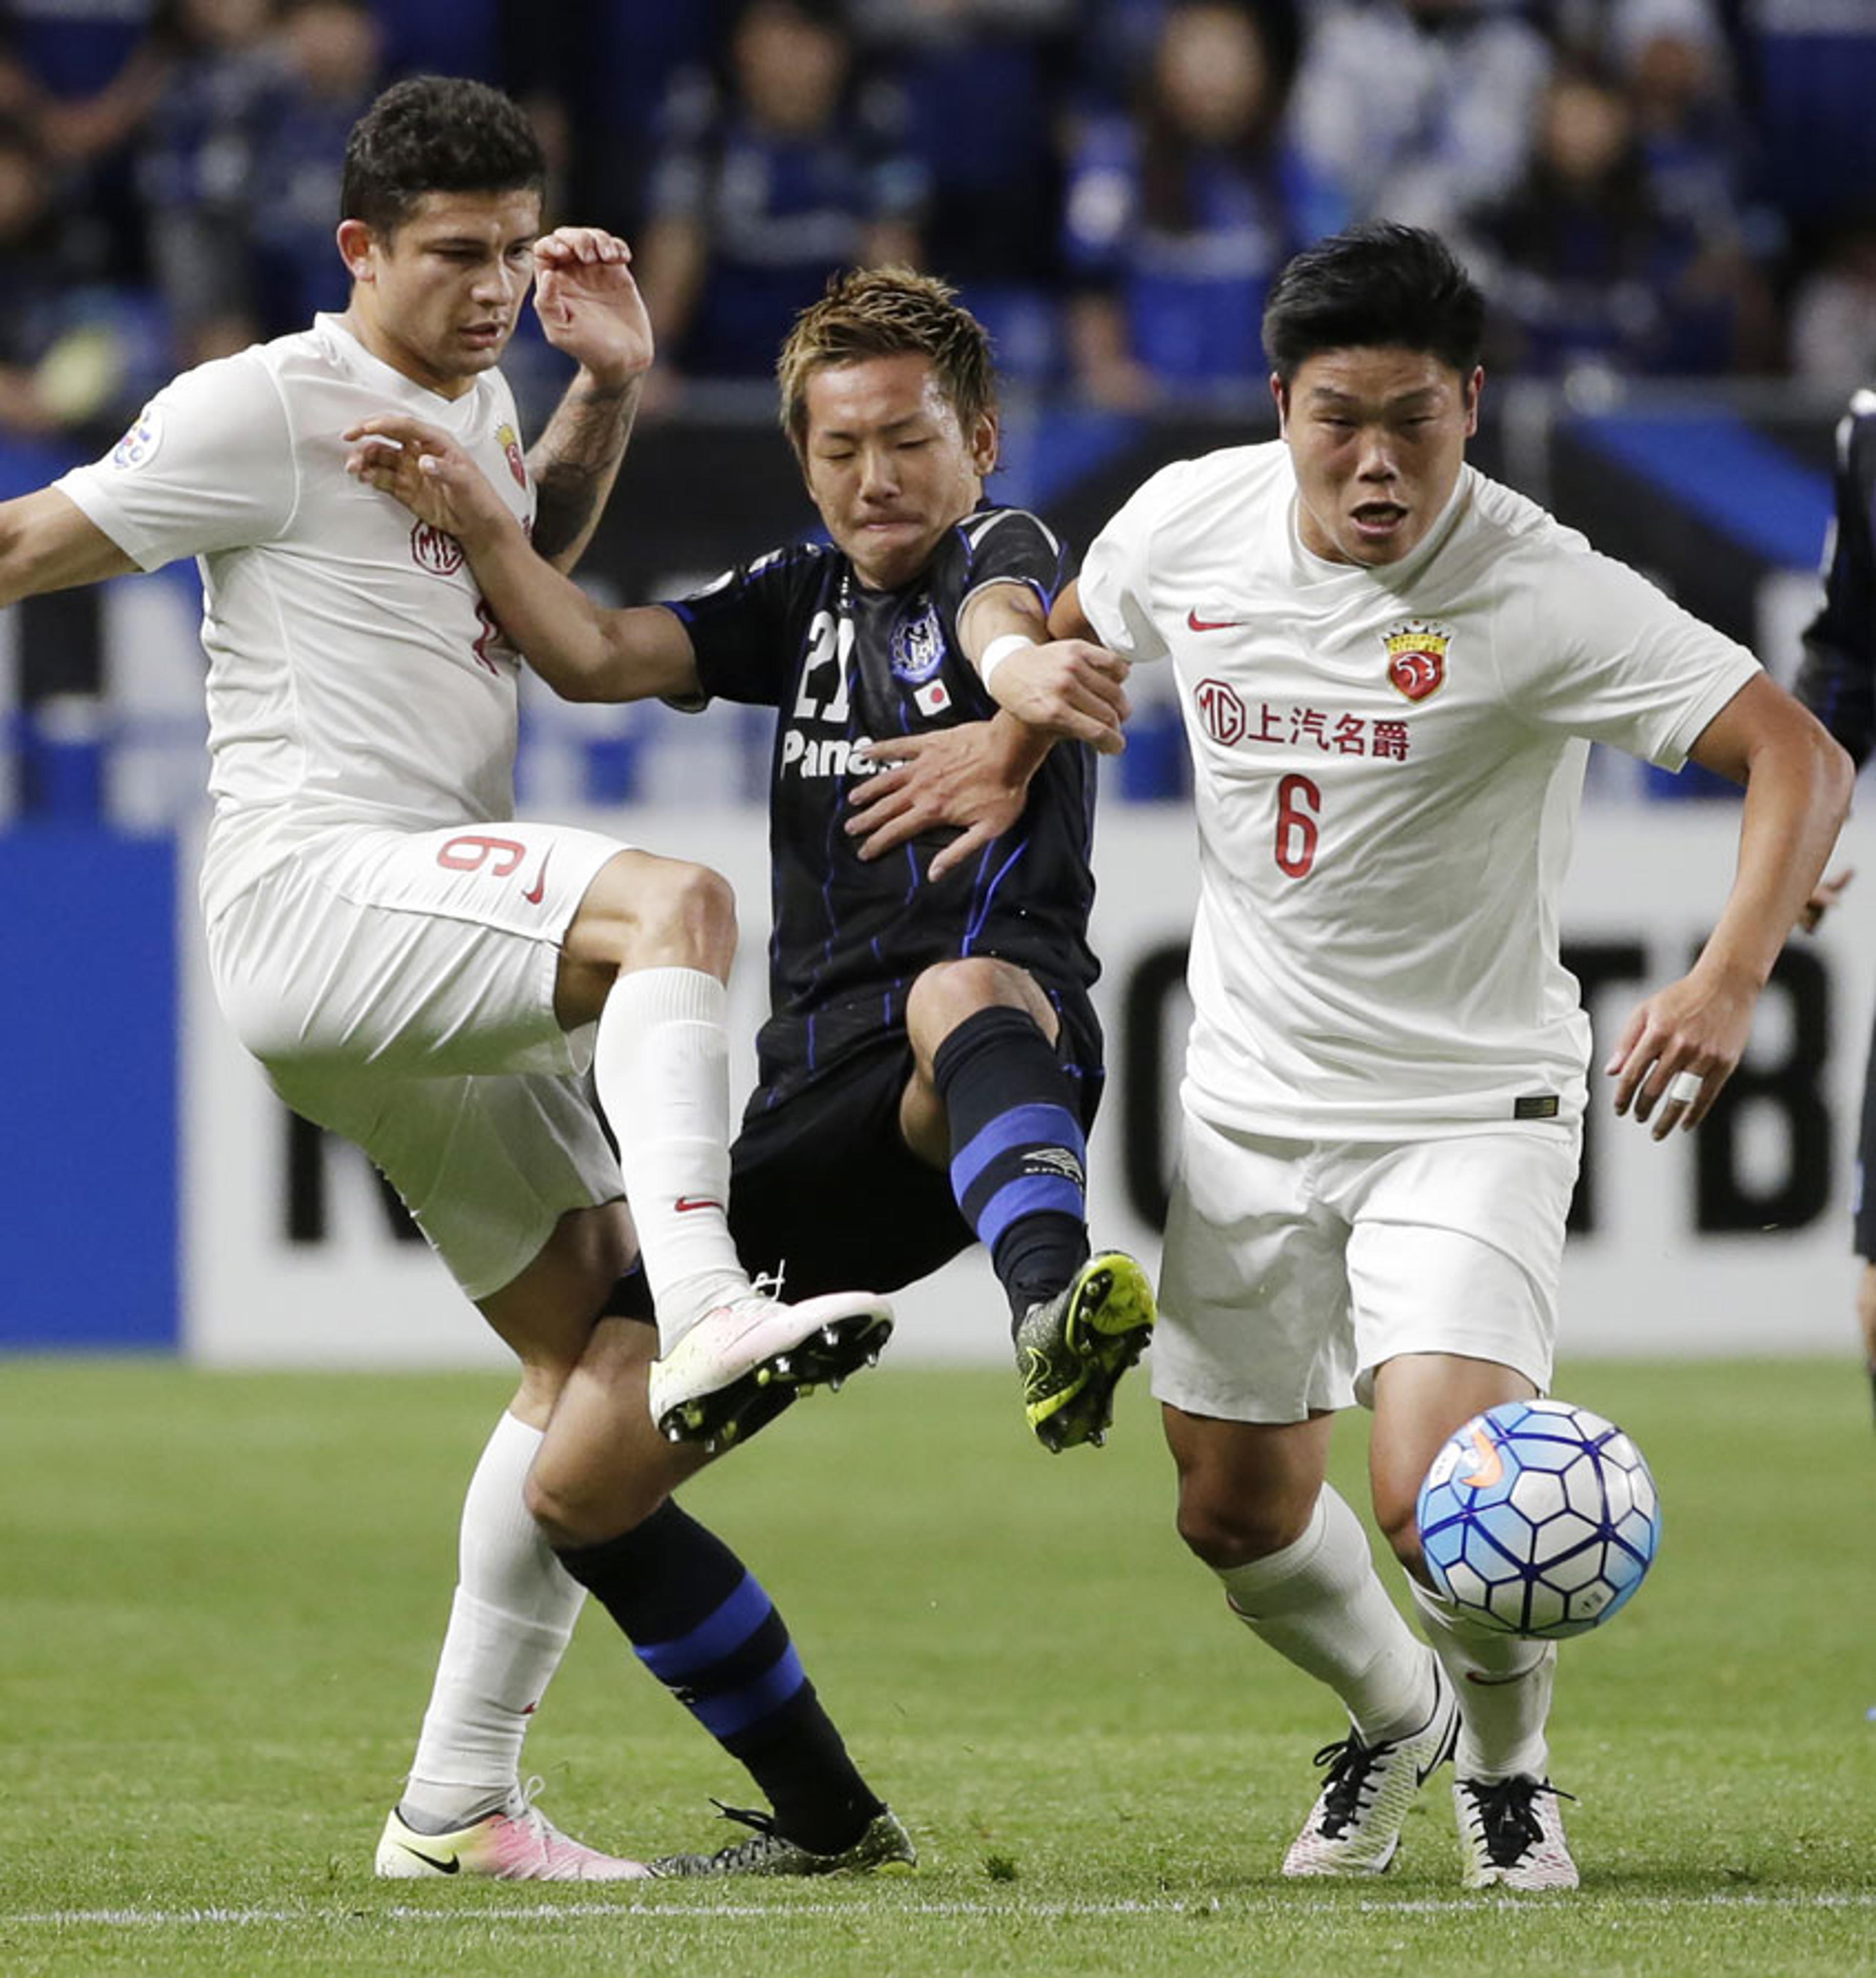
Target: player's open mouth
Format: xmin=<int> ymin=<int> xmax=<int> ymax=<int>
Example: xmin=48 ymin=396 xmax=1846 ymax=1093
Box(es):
xmin=1351 ymin=503 xmax=1407 ymax=539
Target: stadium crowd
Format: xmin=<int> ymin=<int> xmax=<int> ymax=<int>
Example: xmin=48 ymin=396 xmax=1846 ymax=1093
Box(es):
xmin=0 ymin=0 xmax=1872 ymax=451
xmin=1 ymin=0 xmax=1870 ymax=826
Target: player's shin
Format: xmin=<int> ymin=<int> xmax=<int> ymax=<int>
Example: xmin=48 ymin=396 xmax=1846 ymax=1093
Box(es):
xmin=593 ymin=968 xmax=748 ymax=1346
xmin=554 ymin=1502 xmax=884 ymax=1854
xmin=934 ymin=1005 xmax=1090 ymax=1317
xmin=1408 ymin=1575 xmax=1556 ymax=1781
xmin=1218 ymin=1486 xmax=1435 ymax=1742
xmin=402 ymin=1412 xmax=585 ymax=1828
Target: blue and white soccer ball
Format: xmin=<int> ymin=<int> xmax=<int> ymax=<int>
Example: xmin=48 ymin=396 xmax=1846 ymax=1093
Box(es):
xmin=1416 ymin=1398 xmax=1661 ymax=1641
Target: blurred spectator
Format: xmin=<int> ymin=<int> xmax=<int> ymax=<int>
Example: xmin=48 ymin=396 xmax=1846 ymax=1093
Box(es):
xmin=635 ymin=0 xmax=924 ymax=390
xmin=1466 ymin=64 xmax=1741 ymax=381
xmin=1618 ymin=0 xmax=1778 ymax=368
xmin=1062 ymin=0 xmax=1341 ymax=407
xmin=0 ymin=119 xmax=162 ymax=441
xmin=1735 ymin=0 xmax=1876 ymax=235
xmin=1288 ymin=0 xmax=1552 ymax=236
xmin=538 ymin=1 xmax=718 ymax=233
xmin=0 ymin=0 xmax=167 ymax=283
xmin=247 ymin=0 xmax=382 ymax=336
xmin=365 ymin=0 xmax=503 ymax=84
xmin=851 ymin=0 xmax=1079 ymax=383
xmin=134 ymin=0 xmax=280 ymax=366
xmin=1788 ymin=211 xmax=1876 ymax=396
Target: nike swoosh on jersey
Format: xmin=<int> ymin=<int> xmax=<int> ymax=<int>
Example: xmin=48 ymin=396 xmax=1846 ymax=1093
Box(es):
xmin=674 ymin=1196 xmax=725 ymax=1213
xmin=1186 ymin=608 xmax=1243 ymax=632
xmin=522 ymin=849 xmax=553 ymax=906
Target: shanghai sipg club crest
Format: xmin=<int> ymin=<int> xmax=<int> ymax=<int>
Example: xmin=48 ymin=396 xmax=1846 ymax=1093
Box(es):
xmin=1382 ymin=618 xmax=1451 ymax=702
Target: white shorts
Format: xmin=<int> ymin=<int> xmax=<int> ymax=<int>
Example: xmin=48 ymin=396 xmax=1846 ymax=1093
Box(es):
xmin=1151 ymin=1112 xmax=1581 ymax=1425
xmin=205 ymin=820 xmax=633 ymax=1299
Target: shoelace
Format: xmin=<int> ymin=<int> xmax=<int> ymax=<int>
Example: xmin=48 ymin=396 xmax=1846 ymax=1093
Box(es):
xmin=1308 ymin=1733 xmax=1385 ymax=1836
xmin=1461 ymin=1778 xmax=1577 ymax=1865
xmin=693 ymin=1801 xmax=793 ymax=1870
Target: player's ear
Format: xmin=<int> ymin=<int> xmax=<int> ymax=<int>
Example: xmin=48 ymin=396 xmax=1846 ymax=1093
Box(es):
xmin=337 ymin=218 xmax=376 ymax=283
xmin=968 ymin=409 xmax=999 ymax=476
xmin=1462 ymin=365 xmax=1484 ymax=437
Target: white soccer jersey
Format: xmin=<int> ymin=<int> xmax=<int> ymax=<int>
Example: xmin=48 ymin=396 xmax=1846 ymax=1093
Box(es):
xmin=1080 ymin=443 xmax=1761 ymax=1137
xmin=56 ymin=316 xmax=536 ymax=922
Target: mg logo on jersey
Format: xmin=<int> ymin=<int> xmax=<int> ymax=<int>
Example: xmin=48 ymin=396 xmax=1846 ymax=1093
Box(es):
xmin=411 ymin=520 xmax=465 ymax=576
xmin=1196 ymin=677 xmax=1248 ymax=746
xmin=1383 ymin=619 xmax=1450 ymax=701
xmin=497 ymin=422 xmax=527 ymax=489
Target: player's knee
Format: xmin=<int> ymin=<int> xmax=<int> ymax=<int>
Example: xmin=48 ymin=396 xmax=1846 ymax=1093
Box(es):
xmin=905 ymin=957 xmax=1048 ymax=1059
xmin=635 ymin=856 xmax=735 ymax=958
xmin=582 ymin=851 xmax=737 ymax=978
xmin=524 ymin=1449 xmax=669 ymax=1551
xmin=1373 ymin=1494 xmax=1426 ymax=1577
xmin=523 ymin=1459 xmax=606 ymax=1551
xmin=1174 ymin=1489 xmax=1308 ymax=1570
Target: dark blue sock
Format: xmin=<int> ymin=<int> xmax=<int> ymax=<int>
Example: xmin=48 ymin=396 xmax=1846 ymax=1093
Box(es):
xmin=555 ymin=1504 xmax=881 ymax=1852
xmin=933 ymin=1004 xmax=1091 ymax=1322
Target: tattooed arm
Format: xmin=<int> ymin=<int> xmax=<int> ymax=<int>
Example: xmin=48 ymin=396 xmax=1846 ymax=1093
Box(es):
xmin=524 ymin=227 xmax=656 ymax=571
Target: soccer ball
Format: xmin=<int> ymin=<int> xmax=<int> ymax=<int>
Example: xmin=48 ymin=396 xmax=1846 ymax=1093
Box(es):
xmin=1415 ymin=1398 xmax=1661 ymax=1640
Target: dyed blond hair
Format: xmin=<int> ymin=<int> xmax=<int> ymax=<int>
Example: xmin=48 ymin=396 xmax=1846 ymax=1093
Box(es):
xmin=776 ymin=266 xmax=997 ymax=459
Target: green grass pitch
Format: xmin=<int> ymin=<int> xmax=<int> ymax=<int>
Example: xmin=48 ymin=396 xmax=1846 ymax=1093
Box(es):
xmin=2 ymin=1354 xmax=1872 ymax=1977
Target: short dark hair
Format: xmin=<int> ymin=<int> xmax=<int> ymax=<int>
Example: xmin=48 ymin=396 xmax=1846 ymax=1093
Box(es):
xmin=340 ymin=75 xmax=545 ymax=237
xmin=777 ymin=267 xmax=997 ymax=460
xmin=1262 ymin=223 xmax=1485 ymax=384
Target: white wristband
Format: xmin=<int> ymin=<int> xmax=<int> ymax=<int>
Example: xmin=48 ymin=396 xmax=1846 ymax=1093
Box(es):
xmin=979 ymin=632 xmax=1036 ymax=691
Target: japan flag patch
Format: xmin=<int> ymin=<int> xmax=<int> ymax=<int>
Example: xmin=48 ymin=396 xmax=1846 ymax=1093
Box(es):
xmin=915 ymin=680 xmax=951 ymax=717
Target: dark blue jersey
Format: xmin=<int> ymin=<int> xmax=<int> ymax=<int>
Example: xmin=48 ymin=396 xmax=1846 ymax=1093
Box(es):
xmin=668 ymin=506 xmax=1100 ymax=1108
xmin=1795 ymin=391 xmax=1876 ymax=766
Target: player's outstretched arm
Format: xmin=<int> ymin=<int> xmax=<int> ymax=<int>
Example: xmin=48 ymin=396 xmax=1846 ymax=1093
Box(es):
xmin=1606 ymin=673 xmax=1854 ymax=1139
xmin=525 ymin=226 xmax=655 ymax=571
xmin=846 ymin=715 xmax=1052 ymax=877
xmin=0 ymin=486 xmax=138 ymax=605
xmin=959 ymin=579 xmax=1130 ymax=756
xmin=345 ymin=413 xmax=699 ymax=704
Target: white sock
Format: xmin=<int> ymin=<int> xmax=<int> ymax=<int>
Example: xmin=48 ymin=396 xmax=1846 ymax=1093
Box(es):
xmin=402 ymin=1412 xmax=585 ymax=1826
xmin=593 ymin=967 xmax=749 ymax=1348
xmin=1409 ymin=1575 xmax=1556 ymax=1780
xmin=1215 ymin=1485 xmax=1434 ymax=1745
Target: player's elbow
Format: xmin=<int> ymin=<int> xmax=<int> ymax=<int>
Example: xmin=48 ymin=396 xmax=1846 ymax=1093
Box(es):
xmin=1820 ymin=729 xmax=1856 ymax=823
xmin=1792 ymin=717 xmax=1858 ymax=833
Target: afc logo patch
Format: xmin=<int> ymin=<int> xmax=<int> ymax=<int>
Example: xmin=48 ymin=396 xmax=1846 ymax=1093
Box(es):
xmin=889 ymin=599 xmax=945 ymax=684
xmin=411 ymin=519 xmax=465 ymax=575
xmin=1383 ymin=618 xmax=1451 ymax=701
xmin=110 ymin=405 xmax=163 ymax=469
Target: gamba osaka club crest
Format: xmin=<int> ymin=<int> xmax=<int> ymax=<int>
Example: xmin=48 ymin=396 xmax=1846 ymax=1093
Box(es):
xmin=1383 ymin=618 xmax=1451 ymax=702
xmin=891 ymin=599 xmax=953 ymax=717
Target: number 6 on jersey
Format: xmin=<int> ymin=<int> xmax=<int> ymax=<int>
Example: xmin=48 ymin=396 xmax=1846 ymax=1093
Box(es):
xmin=1274 ymin=772 xmax=1320 ymax=878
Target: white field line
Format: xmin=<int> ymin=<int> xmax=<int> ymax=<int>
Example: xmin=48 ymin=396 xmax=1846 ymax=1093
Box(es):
xmin=6 ymin=1891 xmax=1876 ymax=1928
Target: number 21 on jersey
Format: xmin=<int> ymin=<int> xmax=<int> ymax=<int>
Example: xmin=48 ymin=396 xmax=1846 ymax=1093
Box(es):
xmin=792 ymin=609 xmax=855 ymax=723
